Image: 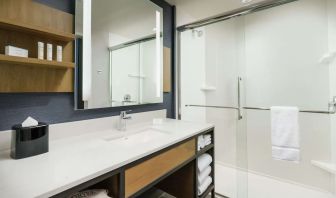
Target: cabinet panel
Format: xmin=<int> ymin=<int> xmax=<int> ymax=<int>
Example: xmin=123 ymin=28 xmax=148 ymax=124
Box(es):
xmin=125 ymin=138 xmax=196 ymax=197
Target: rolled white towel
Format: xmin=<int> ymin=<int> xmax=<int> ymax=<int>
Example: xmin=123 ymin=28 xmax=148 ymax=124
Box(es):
xmin=198 ymin=166 xmax=212 ymax=184
xmin=198 ymin=176 xmax=212 ymax=196
xmin=198 ymin=153 xmax=212 ymax=172
xmin=68 ymin=189 xmax=111 ymax=198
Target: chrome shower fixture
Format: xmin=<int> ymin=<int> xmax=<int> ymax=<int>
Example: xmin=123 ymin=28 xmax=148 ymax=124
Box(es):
xmin=192 ymin=29 xmax=203 ymax=37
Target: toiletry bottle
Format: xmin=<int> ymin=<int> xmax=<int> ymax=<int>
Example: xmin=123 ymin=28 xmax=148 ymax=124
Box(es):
xmin=56 ymin=45 xmax=62 ymax=62
xmin=47 ymin=43 xmax=53 ymax=61
xmin=38 ymin=42 xmax=44 ymax=60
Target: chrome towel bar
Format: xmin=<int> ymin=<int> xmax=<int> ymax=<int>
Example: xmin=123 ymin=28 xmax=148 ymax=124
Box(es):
xmin=185 ymin=104 xmax=336 ymax=115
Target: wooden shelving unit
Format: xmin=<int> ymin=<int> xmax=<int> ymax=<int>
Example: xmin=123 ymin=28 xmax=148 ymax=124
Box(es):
xmin=0 ymin=0 xmax=75 ymax=92
xmin=0 ymin=18 xmax=75 ymax=42
xmin=0 ymin=54 xmax=75 ymax=69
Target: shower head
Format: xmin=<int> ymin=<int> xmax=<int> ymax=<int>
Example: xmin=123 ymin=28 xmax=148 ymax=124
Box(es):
xmin=192 ymin=29 xmax=203 ymax=37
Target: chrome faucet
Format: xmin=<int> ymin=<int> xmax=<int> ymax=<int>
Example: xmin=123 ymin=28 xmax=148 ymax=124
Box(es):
xmin=118 ymin=110 xmax=132 ymax=131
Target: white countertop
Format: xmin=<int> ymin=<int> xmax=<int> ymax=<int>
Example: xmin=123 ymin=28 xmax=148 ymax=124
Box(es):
xmin=0 ymin=119 xmax=213 ymax=198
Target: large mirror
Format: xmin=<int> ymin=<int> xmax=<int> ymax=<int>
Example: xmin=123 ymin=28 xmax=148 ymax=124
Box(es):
xmin=75 ymin=0 xmax=164 ymax=109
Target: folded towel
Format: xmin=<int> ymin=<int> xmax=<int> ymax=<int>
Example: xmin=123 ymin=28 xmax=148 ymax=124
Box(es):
xmin=203 ymin=134 xmax=211 ymax=141
xmin=68 ymin=189 xmax=111 ymax=198
xmin=198 ymin=154 xmax=212 ymax=172
xmin=271 ymin=106 xmax=300 ymax=162
xmin=204 ymin=139 xmax=211 ymax=146
xmin=198 ymin=176 xmax=212 ymax=195
xmin=198 ymin=166 xmax=212 ymax=184
xmin=198 ymin=135 xmax=204 ymax=151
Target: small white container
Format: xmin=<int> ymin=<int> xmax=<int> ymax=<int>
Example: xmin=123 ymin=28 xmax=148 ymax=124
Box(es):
xmin=56 ymin=45 xmax=62 ymax=62
xmin=47 ymin=43 xmax=53 ymax=61
xmin=37 ymin=42 xmax=44 ymax=60
xmin=5 ymin=46 xmax=28 ymax=58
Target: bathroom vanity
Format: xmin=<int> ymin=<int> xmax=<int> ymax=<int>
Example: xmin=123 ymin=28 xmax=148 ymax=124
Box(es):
xmin=0 ymin=119 xmax=215 ymax=198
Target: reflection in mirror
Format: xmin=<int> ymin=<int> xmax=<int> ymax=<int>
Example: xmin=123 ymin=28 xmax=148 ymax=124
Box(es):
xmin=75 ymin=0 xmax=163 ymax=109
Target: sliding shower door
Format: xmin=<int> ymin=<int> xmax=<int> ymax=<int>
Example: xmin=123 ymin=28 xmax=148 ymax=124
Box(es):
xmin=179 ymin=17 xmax=248 ymax=198
xmin=179 ymin=0 xmax=336 ymax=198
xmin=243 ymin=0 xmax=335 ymax=197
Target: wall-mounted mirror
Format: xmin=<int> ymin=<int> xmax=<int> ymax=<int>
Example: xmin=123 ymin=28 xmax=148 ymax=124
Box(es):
xmin=75 ymin=0 xmax=164 ymax=109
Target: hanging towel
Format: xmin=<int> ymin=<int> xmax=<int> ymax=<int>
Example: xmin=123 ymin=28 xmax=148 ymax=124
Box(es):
xmin=271 ymin=106 xmax=300 ymax=162
xmin=198 ymin=153 xmax=213 ymax=172
xmin=198 ymin=166 xmax=212 ymax=184
xmin=198 ymin=176 xmax=212 ymax=196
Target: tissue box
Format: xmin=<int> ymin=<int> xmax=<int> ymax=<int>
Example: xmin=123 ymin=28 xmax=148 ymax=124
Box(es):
xmin=5 ymin=45 xmax=28 ymax=58
xmin=11 ymin=122 xmax=49 ymax=159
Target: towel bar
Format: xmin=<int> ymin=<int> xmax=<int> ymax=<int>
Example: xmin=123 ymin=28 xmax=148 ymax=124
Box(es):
xmin=185 ymin=104 xmax=336 ymax=115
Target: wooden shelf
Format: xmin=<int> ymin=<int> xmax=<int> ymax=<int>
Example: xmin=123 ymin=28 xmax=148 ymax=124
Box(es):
xmin=0 ymin=18 xmax=75 ymax=42
xmin=0 ymin=54 xmax=75 ymax=69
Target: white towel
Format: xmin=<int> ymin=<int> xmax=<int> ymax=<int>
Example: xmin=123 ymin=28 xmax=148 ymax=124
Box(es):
xmin=198 ymin=166 xmax=212 ymax=184
xmin=198 ymin=135 xmax=204 ymax=151
xmin=271 ymin=106 xmax=300 ymax=162
xmin=203 ymin=134 xmax=211 ymax=141
xmin=68 ymin=189 xmax=111 ymax=198
xmin=203 ymin=135 xmax=212 ymax=146
xmin=198 ymin=176 xmax=212 ymax=195
xmin=204 ymin=138 xmax=211 ymax=146
xmin=198 ymin=154 xmax=213 ymax=172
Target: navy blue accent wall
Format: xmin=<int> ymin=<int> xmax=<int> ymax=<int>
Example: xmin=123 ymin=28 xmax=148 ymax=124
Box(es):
xmin=0 ymin=0 xmax=175 ymax=131
xmin=34 ymin=0 xmax=75 ymax=14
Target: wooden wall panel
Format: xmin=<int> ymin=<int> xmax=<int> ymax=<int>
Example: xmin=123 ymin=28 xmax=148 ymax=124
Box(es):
xmin=0 ymin=0 xmax=74 ymax=92
xmin=0 ymin=0 xmax=73 ymax=33
xmin=163 ymin=47 xmax=171 ymax=93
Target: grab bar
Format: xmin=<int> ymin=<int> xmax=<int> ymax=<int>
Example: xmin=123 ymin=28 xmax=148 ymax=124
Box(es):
xmin=185 ymin=104 xmax=239 ymax=110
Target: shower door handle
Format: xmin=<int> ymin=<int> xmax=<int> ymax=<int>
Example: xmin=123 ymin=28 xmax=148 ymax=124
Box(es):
xmin=237 ymin=77 xmax=243 ymax=120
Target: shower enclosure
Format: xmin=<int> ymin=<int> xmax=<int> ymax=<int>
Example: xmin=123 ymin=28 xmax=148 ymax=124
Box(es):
xmin=177 ymin=0 xmax=336 ymax=197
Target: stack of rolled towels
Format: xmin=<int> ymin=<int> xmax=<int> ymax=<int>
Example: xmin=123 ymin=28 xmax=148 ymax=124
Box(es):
xmin=197 ymin=134 xmax=212 ymax=151
xmin=197 ymin=153 xmax=213 ymax=196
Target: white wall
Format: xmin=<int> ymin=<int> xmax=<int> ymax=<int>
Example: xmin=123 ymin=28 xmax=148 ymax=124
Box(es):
xmin=180 ymin=28 xmax=207 ymax=122
xmin=327 ymin=0 xmax=336 ymax=193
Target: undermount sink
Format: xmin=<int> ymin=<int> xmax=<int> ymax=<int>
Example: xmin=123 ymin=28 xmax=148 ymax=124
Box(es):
xmin=103 ymin=128 xmax=169 ymax=146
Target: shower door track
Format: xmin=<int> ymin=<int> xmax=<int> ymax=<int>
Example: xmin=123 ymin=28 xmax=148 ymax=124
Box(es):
xmin=176 ymin=0 xmax=298 ymax=32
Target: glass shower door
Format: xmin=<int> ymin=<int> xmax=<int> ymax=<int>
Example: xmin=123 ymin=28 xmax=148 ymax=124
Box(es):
xmin=242 ymin=1 xmax=335 ymax=197
xmin=179 ymin=1 xmax=336 ymax=198
xmin=179 ymin=17 xmax=248 ymax=198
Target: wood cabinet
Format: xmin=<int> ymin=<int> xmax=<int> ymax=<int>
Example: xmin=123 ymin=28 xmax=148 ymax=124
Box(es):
xmin=125 ymin=139 xmax=196 ymax=197
xmin=0 ymin=0 xmax=75 ymax=92
xmin=52 ymin=128 xmax=215 ymax=198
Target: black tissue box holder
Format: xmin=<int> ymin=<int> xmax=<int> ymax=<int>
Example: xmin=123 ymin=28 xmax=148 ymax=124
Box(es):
xmin=11 ymin=122 xmax=49 ymax=159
